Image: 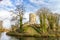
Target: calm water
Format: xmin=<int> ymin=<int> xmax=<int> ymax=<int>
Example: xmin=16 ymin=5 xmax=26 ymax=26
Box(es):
xmin=0 ymin=32 xmax=60 ymax=40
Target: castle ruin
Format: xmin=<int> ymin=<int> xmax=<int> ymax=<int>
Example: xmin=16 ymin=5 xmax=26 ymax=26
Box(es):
xmin=29 ymin=13 xmax=36 ymax=24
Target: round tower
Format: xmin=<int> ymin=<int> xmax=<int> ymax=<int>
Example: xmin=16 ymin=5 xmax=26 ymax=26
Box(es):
xmin=29 ymin=13 xmax=36 ymax=24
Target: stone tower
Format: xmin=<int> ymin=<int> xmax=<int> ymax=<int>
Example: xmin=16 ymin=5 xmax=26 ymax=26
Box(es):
xmin=29 ymin=13 xmax=36 ymax=24
xmin=0 ymin=21 xmax=3 ymax=29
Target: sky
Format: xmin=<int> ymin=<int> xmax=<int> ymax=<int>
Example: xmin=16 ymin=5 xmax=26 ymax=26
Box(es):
xmin=0 ymin=0 xmax=60 ymax=28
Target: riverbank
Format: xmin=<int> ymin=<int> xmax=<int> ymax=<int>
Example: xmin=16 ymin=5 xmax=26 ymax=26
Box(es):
xmin=0 ymin=30 xmax=4 ymax=33
xmin=6 ymin=32 xmax=41 ymax=38
xmin=6 ymin=31 xmax=60 ymax=38
xmin=6 ymin=25 xmax=60 ymax=37
xmin=0 ymin=32 xmax=59 ymax=40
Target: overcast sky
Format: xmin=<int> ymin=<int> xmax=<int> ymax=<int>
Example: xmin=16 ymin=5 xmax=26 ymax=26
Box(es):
xmin=0 ymin=0 xmax=60 ymax=28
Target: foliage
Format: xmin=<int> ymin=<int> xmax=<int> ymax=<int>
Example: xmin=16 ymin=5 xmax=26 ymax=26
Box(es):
xmin=36 ymin=7 xmax=50 ymax=34
xmin=23 ymin=25 xmax=40 ymax=35
xmin=36 ymin=7 xmax=60 ymax=35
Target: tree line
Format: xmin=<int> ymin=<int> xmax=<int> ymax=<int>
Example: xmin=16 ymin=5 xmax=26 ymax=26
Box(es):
xmin=10 ymin=4 xmax=60 ymax=35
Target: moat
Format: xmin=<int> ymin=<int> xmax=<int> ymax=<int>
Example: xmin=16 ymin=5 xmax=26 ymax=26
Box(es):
xmin=0 ymin=32 xmax=60 ymax=40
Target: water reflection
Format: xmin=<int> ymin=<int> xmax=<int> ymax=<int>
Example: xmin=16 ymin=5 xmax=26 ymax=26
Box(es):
xmin=0 ymin=32 xmax=19 ymax=40
xmin=0 ymin=32 xmax=60 ymax=40
xmin=18 ymin=36 xmax=60 ymax=40
xmin=19 ymin=37 xmax=59 ymax=40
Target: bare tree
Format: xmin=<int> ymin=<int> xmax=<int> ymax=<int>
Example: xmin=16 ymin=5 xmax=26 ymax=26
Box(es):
xmin=10 ymin=4 xmax=25 ymax=32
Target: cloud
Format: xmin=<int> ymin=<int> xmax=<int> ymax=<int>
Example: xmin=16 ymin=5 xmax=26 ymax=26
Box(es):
xmin=29 ymin=0 xmax=60 ymax=13
xmin=0 ymin=0 xmax=15 ymax=11
xmin=46 ymin=0 xmax=60 ymax=13
xmin=0 ymin=0 xmax=24 ymax=11
xmin=25 ymin=4 xmax=38 ymax=13
xmin=0 ymin=10 xmax=12 ymax=20
xmin=0 ymin=10 xmax=12 ymax=28
xmin=14 ymin=0 xmax=23 ymax=5
xmin=3 ymin=20 xmax=11 ymax=28
xmin=23 ymin=12 xmax=29 ymax=23
xmin=29 ymin=0 xmax=48 ymax=5
xmin=0 ymin=0 xmax=13 ymax=6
